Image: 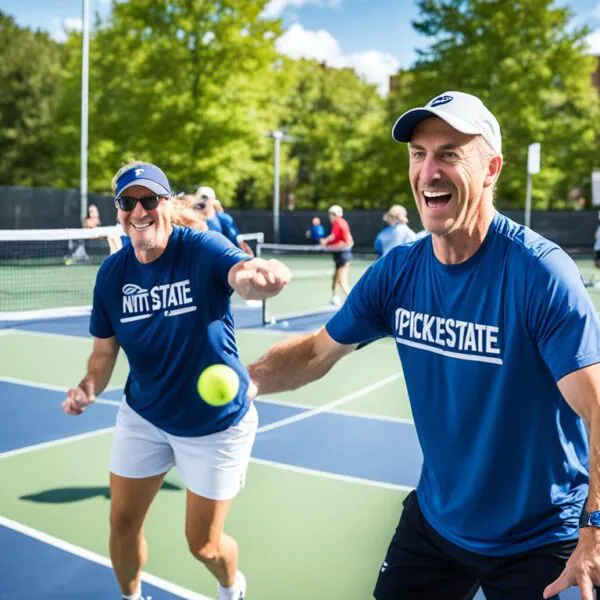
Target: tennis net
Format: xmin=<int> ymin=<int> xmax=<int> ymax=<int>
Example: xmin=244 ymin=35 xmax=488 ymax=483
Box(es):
xmin=0 ymin=226 xmax=124 ymax=321
xmin=256 ymin=243 xmax=373 ymax=325
xmin=0 ymin=228 xmax=266 ymax=326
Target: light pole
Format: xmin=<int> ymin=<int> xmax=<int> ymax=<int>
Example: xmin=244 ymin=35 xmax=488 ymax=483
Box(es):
xmin=524 ymin=142 xmax=540 ymax=229
xmin=265 ymin=130 xmax=294 ymax=243
xmin=80 ymin=0 xmax=90 ymax=226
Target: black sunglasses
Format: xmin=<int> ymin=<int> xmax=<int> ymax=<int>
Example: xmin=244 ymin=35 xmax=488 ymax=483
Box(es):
xmin=114 ymin=195 xmax=167 ymax=212
xmin=195 ymin=202 xmax=207 ymax=210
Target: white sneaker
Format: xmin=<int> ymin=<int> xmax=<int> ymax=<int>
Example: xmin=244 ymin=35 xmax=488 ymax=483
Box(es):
xmin=217 ymin=571 xmax=246 ymax=600
xmin=236 ymin=571 xmax=247 ymax=599
xmin=331 ymin=295 xmax=341 ymax=306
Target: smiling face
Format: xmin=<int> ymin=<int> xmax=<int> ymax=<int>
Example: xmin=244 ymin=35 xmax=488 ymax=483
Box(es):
xmin=117 ymin=185 xmax=172 ymax=261
xmin=408 ymin=117 xmax=501 ymax=239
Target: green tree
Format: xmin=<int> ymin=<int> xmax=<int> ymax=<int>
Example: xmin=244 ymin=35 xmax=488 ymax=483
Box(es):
xmin=0 ymin=12 xmax=65 ymax=186
xmin=278 ymin=58 xmax=387 ymax=210
xmin=391 ymin=0 xmax=600 ymax=209
xmin=53 ymin=0 xmax=283 ymax=203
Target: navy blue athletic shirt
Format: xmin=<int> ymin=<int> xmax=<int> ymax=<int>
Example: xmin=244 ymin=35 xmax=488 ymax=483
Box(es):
xmin=327 ymin=212 xmax=600 ymax=555
xmin=90 ymin=226 xmax=250 ymax=437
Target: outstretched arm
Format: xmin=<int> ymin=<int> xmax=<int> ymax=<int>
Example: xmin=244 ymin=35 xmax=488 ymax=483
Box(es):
xmin=248 ymin=326 xmax=356 ymax=395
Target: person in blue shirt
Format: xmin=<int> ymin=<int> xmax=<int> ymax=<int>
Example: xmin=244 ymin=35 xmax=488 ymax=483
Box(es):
xmin=196 ymin=185 xmax=241 ymax=247
xmin=246 ymin=92 xmax=600 ymax=599
xmin=305 ymin=216 xmax=326 ymax=244
xmin=374 ymin=204 xmax=417 ymax=257
xmin=62 ymin=161 xmax=290 ymax=600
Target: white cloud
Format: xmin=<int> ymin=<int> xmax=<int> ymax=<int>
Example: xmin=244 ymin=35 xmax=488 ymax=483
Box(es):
xmin=276 ymin=24 xmax=400 ymax=95
xmin=49 ymin=16 xmax=85 ymax=43
xmin=64 ymin=17 xmax=83 ymax=32
xmin=262 ymin=0 xmax=341 ymax=19
xmin=587 ymin=29 xmax=600 ymax=54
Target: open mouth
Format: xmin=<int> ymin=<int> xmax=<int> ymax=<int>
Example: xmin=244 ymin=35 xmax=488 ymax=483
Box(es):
xmin=130 ymin=221 xmax=154 ymax=231
xmin=423 ymin=190 xmax=453 ymax=208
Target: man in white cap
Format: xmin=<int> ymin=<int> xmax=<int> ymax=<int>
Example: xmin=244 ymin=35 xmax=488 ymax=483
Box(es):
xmin=374 ymin=204 xmax=417 ymax=257
xmin=246 ymin=91 xmax=600 ymax=598
xmin=195 ymin=185 xmax=241 ymax=247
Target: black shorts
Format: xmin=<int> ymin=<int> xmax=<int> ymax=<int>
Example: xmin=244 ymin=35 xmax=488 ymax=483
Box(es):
xmin=332 ymin=250 xmax=352 ymax=268
xmin=374 ymin=491 xmax=582 ymax=600
xmin=595 ymin=250 xmax=600 ymax=262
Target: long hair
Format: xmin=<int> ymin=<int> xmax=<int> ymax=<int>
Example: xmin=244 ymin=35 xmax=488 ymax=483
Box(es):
xmin=172 ymin=195 xmax=208 ymax=232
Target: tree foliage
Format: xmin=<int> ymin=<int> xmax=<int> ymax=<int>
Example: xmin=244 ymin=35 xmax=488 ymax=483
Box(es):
xmin=0 ymin=12 xmax=65 ymax=186
xmin=0 ymin=0 xmax=598 ymax=212
xmin=53 ymin=0 xmax=283 ymax=204
xmin=401 ymin=0 xmax=600 ymax=208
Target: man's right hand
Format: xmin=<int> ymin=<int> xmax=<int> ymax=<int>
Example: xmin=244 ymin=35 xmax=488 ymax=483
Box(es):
xmin=63 ymin=383 xmax=95 ymax=416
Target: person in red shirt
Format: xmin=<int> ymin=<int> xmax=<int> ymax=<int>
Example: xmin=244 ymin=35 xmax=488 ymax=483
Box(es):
xmin=320 ymin=204 xmax=353 ymax=306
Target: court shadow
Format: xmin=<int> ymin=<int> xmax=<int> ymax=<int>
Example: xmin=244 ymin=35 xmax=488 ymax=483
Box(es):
xmin=20 ymin=480 xmax=182 ymax=504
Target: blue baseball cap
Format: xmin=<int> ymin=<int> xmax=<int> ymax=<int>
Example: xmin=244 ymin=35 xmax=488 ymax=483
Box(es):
xmin=115 ymin=163 xmax=172 ymax=198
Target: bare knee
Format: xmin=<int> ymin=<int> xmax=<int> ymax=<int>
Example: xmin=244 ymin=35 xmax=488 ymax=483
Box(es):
xmin=187 ymin=535 xmax=221 ymax=564
xmin=110 ymin=509 xmax=144 ymax=539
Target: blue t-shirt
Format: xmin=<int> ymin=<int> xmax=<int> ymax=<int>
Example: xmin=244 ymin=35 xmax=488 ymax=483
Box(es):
xmin=206 ymin=213 xmax=239 ymax=247
xmin=374 ymin=223 xmax=417 ymax=257
xmin=206 ymin=215 xmax=222 ymax=233
xmin=90 ymin=226 xmax=250 ymax=437
xmin=326 ymin=212 xmax=600 ymax=555
xmin=310 ymin=224 xmax=325 ymax=243
xmin=217 ymin=212 xmax=240 ymax=246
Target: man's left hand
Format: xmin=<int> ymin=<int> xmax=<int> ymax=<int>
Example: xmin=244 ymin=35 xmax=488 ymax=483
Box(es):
xmin=229 ymin=258 xmax=290 ymax=300
xmin=543 ymin=528 xmax=600 ymax=600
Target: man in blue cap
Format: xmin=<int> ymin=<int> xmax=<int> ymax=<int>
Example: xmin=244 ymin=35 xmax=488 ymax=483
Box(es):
xmin=247 ymin=92 xmax=600 ymax=599
xmin=63 ymin=161 xmax=290 ymax=600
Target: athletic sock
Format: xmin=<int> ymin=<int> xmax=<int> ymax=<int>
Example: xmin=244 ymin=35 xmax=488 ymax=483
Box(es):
xmin=217 ymin=572 xmax=244 ymax=600
xmin=121 ymin=591 xmax=142 ymax=600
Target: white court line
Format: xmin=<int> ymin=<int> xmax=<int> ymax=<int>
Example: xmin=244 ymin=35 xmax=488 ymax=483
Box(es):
xmin=256 ymin=372 xmax=404 ymax=434
xmin=0 ymin=427 xmax=114 ymax=460
xmin=0 ymin=382 xmax=413 ymax=492
xmin=0 ymin=375 xmax=411 ymax=424
xmin=0 ymin=425 xmax=412 ymax=493
xmin=2 ymin=328 xmax=91 ymax=342
xmin=257 ymin=396 xmax=414 ymax=425
xmin=250 ymin=457 xmax=413 ymax=493
xmin=0 ymin=375 xmax=122 ymax=407
xmin=103 ymin=384 xmax=124 ymax=394
xmin=0 ymin=516 xmax=212 ymax=600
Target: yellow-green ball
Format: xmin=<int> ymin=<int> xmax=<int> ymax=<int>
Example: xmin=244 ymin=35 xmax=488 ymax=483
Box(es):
xmin=197 ymin=364 xmax=240 ymax=406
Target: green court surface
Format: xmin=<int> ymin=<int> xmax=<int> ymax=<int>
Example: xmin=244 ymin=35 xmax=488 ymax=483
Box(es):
xmin=261 ymin=254 xmax=372 ymax=321
xmin=0 ymin=324 xmax=410 ymax=600
xmin=0 ymin=436 xmax=404 ymax=599
xmin=2 ymin=253 xmax=599 ymax=600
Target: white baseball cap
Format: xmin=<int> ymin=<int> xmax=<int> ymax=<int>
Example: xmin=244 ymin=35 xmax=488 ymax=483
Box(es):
xmin=328 ymin=204 xmax=343 ymax=217
xmin=391 ymin=91 xmax=502 ymax=155
xmin=196 ymin=185 xmax=216 ymax=200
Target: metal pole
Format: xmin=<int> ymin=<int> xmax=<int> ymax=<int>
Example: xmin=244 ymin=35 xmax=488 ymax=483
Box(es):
xmin=525 ymin=172 xmax=532 ymax=229
xmin=80 ymin=0 xmax=90 ymax=226
xmin=273 ymin=131 xmax=282 ymax=244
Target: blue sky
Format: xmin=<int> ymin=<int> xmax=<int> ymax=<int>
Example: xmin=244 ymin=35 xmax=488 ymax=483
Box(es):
xmin=2 ymin=0 xmax=599 ymax=93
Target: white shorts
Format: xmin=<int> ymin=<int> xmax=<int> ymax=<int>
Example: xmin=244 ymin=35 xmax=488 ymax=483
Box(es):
xmin=110 ymin=400 xmax=258 ymax=501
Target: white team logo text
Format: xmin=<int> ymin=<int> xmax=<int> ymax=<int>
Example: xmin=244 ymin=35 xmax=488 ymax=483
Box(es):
xmin=394 ymin=307 xmax=502 ymax=365
xmin=120 ymin=280 xmax=196 ymax=323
